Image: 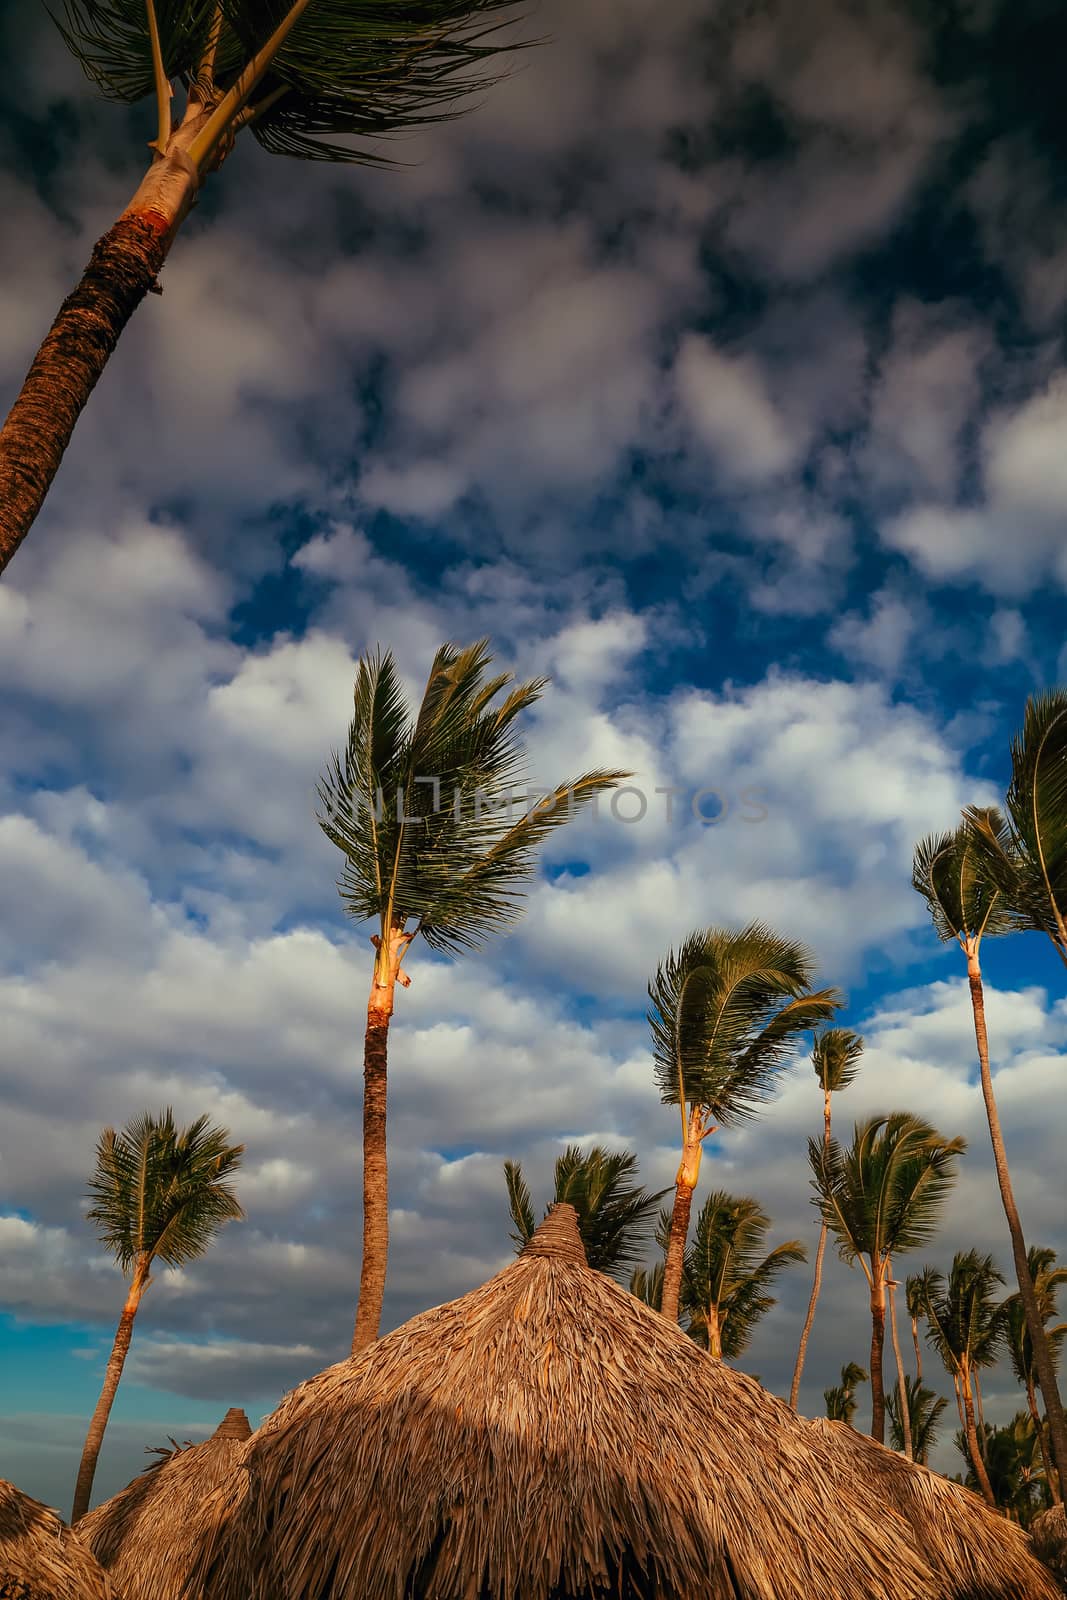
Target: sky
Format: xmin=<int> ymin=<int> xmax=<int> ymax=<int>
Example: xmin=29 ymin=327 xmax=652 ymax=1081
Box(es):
xmin=1 ymin=0 xmax=1067 ymax=1517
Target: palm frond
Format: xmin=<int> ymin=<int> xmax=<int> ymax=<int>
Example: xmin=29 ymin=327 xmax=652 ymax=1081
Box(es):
xmin=503 ymin=1159 xmax=535 ymax=1253
xmin=912 ymin=816 xmax=1019 ymax=947
xmin=506 ymin=1146 xmax=666 ymax=1281
xmin=921 ymin=1251 xmax=1006 ymax=1377
xmin=681 ymin=1191 xmax=806 ymax=1360
xmin=811 ymin=1027 xmax=864 ymax=1093
xmin=50 ymin=0 xmax=219 ymax=102
xmin=1002 ymin=689 xmax=1067 ymax=952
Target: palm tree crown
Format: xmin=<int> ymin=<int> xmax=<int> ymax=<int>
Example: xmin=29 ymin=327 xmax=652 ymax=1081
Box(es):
xmin=912 ymin=814 xmax=1018 ymax=949
xmin=86 ymin=1110 xmax=244 ymax=1269
xmin=504 ymin=1147 xmax=667 ymax=1281
xmin=681 ymin=1191 xmax=806 ymax=1360
xmin=811 ymin=1027 xmax=864 ymax=1094
xmin=887 ymin=1376 xmax=948 ymax=1465
xmin=824 ymin=1362 xmax=868 ymax=1426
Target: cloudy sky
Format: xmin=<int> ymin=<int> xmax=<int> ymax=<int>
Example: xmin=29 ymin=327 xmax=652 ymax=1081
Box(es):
xmin=2 ymin=0 xmax=1067 ymax=1516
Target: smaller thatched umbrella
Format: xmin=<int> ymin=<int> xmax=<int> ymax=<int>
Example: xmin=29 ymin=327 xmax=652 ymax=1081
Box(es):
xmin=1031 ymin=1506 xmax=1067 ymax=1594
xmin=78 ymin=1407 xmax=252 ymax=1600
xmin=808 ymin=1416 xmax=1058 ymax=1597
xmin=0 ymin=1479 xmax=114 ymax=1600
xmin=190 ymin=1205 xmax=1060 ymax=1600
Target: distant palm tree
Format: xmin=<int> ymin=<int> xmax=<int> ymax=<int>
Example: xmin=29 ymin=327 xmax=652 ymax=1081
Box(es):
xmin=886 ymin=1260 xmax=914 ymax=1458
xmin=811 ymin=1111 xmax=964 ymax=1445
xmin=887 ymin=1375 xmax=948 ymax=1465
xmin=824 ymin=1362 xmax=868 ymax=1426
xmin=1004 ymin=1246 xmax=1067 ymax=1504
xmin=0 ymin=0 xmax=528 ymax=571
xmin=681 ymin=1191 xmax=806 ymax=1360
xmin=905 ymin=1268 xmax=937 ymax=1383
xmin=789 ymin=1027 xmax=863 ymax=1408
xmin=319 ymin=640 xmax=627 ymax=1351
xmin=921 ymin=1250 xmax=1005 ymax=1508
xmin=71 ymin=1111 xmax=243 ymax=1523
xmin=504 ymin=1147 xmax=667 ymax=1281
xmin=956 ymin=1415 xmax=1050 ymax=1524
xmin=629 ymin=1259 xmax=665 ymax=1311
xmin=913 ymin=816 xmax=1067 ymax=1490
xmin=648 ymin=925 xmax=839 ymax=1323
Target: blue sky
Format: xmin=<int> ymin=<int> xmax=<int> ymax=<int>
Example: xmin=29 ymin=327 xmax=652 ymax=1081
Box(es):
xmin=2 ymin=0 xmax=1067 ymax=1514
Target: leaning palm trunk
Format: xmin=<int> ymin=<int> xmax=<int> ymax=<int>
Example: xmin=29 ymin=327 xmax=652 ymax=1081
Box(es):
xmin=352 ymin=926 xmax=411 ymax=1354
xmin=1025 ymin=1374 xmax=1061 ymax=1504
xmin=911 ymin=1312 xmax=923 ymax=1383
xmin=790 ymin=1087 xmax=833 ymax=1408
xmin=967 ymin=946 xmax=1067 ymax=1489
xmin=869 ymin=1272 xmax=888 ymax=1446
xmin=887 ymin=1267 xmax=913 ymax=1460
xmin=961 ymin=1358 xmax=996 ymax=1508
xmin=72 ymin=1257 xmax=149 ymax=1523
xmin=660 ymin=1114 xmax=704 ymax=1324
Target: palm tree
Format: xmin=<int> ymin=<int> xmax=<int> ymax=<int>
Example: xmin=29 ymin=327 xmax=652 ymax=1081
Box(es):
xmin=0 ymin=0 xmax=527 ymax=573
xmin=319 ymin=640 xmax=627 ymax=1352
xmin=885 ymin=1259 xmax=914 ymax=1458
xmin=71 ymin=1110 xmax=243 ymax=1523
xmin=921 ymin=1250 xmax=1005 ymax=1508
xmin=905 ymin=1268 xmax=937 ymax=1382
xmin=824 ymin=1362 xmax=868 ymax=1426
xmin=913 ymin=816 xmax=1067 ymax=1490
xmin=1004 ymin=1246 xmax=1067 ymax=1504
xmin=789 ymin=1027 xmax=863 ymax=1408
xmin=811 ymin=1111 xmax=965 ymax=1446
xmin=956 ymin=1415 xmax=1050 ymax=1524
xmin=681 ymin=1191 xmax=806 ymax=1359
xmin=504 ymin=1147 xmax=667 ymax=1281
xmin=647 ymin=924 xmax=840 ymax=1324
xmin=887 ymin=1375 xmax=948 ymax=1465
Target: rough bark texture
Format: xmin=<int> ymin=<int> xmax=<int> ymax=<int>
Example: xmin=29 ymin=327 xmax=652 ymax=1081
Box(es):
xmin=1026 ymin=1375 xmax=1062 ymax=1506
xmin=660 ymin=1180 xmax=696 ymax=1326
xmin=71 ymin=1259 xmax=148 ymax=1523
xmin=351 ymin=926 xmax=412 ymax=1356
xmin=706 ymin=1302 xmax=723 ymax=1359
xmin=869 ymin=1277 xmax=887 ymax=1445
xmin=887 ymin=1267 xmax=913 ymax=1459
xmin=968 ymin=948 xmax=1067 ymax=1490
xmin=962 ymin=1361 xmax=997 ymax=1507
xmin=0 ymin=146 xmax=200 ymax=575
xmin=911 ymin=1314 xmax=923 ymax=1384
xmin=790 ymin=1089 xmax=833 ymax=1408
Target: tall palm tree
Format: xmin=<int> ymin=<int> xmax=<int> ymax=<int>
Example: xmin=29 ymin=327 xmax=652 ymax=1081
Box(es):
xmin=913 ymin=816 xmax=1067 ymax=1490
xmin=811 ymin=1111 xmax=964 ymax=1446
xmin=681 ymin=1191 xmax=806 ymax=1360
xmin=647 ymin=924 xmax=839 ymax=1324
xmin=319 ymin=640 xmax=627 ymax=1352
xmin=885 ymin=1260 xmax=914 ymax=1458
xmin=921 ymin=1250 xmax=1005 ymax=1508
xmin=789 ymin=1027 xmax=863 ymax=1408
xmin=905 ymin=1268 xmax=937 ymax=1383
xmin=504 ymin=1147 xmax=667 ymax=1281
xmin=824 ymin=1362 xmax=868 ymax=1426
xmin=0 ymin=0 xmax=528 ymax=573
xmin=71 ymin=1110 xmax=243 ymax=1523
xmin=887 ymin=1375 xmax=948 ymax=1465
xmin=1004 ymin=1246 xmax=1067 ymax=1504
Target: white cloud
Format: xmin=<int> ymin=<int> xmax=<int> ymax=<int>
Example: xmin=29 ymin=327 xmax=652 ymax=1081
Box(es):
xmin=675 ymin=335 xmax=802 ymax=481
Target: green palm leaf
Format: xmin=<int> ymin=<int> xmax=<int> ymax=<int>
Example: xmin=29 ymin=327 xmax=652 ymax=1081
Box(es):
xmin=913 ymin=815 xmax=1018 ymax=946
xmin=503 ymin=1146 xmax=667 ymax=1280
xmin=811 ymin=1027 xmax=864 ymax=1093
xmin=682 ymin=1190 xmax=806 ymax=1359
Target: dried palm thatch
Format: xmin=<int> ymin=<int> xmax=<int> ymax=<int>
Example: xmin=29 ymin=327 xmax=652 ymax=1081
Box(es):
xmin=0 ymin=1479 xmax=113 ymax=1600
xmin=808 ymin=1417 xmax=1058 ymax=1597
xmin=1031 ymin=1506 xmax=1067 ymax=1593
xmin=78 ymin=1408 xmax=252 ymax=1600
xmin=189 ymin=1205 xmax=1059 ymax=1600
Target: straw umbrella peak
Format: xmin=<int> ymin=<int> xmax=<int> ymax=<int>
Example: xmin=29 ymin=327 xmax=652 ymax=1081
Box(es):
xmin=0 ymin=1478 xmax=114 ymax=1600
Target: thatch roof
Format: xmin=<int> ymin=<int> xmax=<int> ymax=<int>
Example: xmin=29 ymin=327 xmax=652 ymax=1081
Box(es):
xmin=78 ymin=1408 xmax=252 ymax=1600
xmin=189 ymin=1204 xmax=1060 ymax=1600
xmin=807 ymin=1417 xmax=1058 ymax=1597
xmin=0 ymin=1479 xmax=113 ymax=1600
xmin=1031 ymin=1506 xmax=1067 ymax=1592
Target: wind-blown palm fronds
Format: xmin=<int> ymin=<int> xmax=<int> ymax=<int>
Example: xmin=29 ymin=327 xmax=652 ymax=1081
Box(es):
xmin=1004 ymin=1246 xmax=1067 ymax=1504
xmin=887 ymin=1376 xmax=948 ymax=1465
xmin=824 ymin=1362 xmax=868 ymax=1426
xmin=811 ymin=1112 xmax=964 ymax=1446
xmin=681 ymin=1191 xmax=806 ymax=1360
xmin=71 ymin=1111 xmax=244 ymax=1523
xmin=921 ymin=1251 xmax=1005 ymax=1508
xmin=504 ymin=1147 xmax=666 ymax=1280
xmin=912 ymin=812 xmax=1067 ymax=1490
xmin=319 ymin=639 xmax=629 ymax=1350
xmin=648 ymin=924 xmax=840 ymax=1323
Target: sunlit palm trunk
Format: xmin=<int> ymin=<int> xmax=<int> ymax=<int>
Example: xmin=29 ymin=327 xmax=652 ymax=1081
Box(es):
xmin=1025 ymin=1374 xmax=1061 ymax=1504
xmin=705 ymin=1302 xmax=723 ymax=1359
xmin=0 ymin=113 xmax=209 ymax=575
xmin=661 ymin=1109 xmax=706 ymax=1324
xmin=886 ymin=1264 xmax=913 ymax=1459
xmin=790 ymin=1088 xmax=832 ymax=1408
xmin=869 ymin=1268 xmax=888 ymax=1445
xmin=71 ymin=1256 xmax=149 ymax=1523
xmin=911 ymin=1312 xmax=923 ymax=1383
xmin=966 ymin=943 xmax=1067 ymax=1489
xmin=960 ymin=1356 xmax=996 ymax=1507
xmin=351 ymin=925 xmax=411 ymax=1355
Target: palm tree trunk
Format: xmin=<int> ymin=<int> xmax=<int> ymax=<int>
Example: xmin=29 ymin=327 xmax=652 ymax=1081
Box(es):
xmin=660 ymin=1107 xmax=704 ymax=1325
xmin=790 ymin=1088 xmax=833 ymax=1409
xmin=887 ymin=1265 xmax=913 ymax=1459
xmin=973 ymin=1369 xmax=987 ymax=1457
xmin=869 ymin=1269 xmax=888 ymax=1446
xmin=966 ymin=946 xmax=1067 ymax=1489
xmin=1025 ymin=1374 xmax=1061 ymax=1505
xmin=961 ymin=1359 xmax=997 ymax=1508
xmin=706 ymin=1302 xmax=723 ymax=1359
xmin=0 ymin=132 xmax=203 ymax=574
xmin=911 ymin=1313 xmax=923 ymax=1383
xmin=71 ymin=1257 xmax=149 ymax=1523
xmin=351 ymin=925 xmax=411 ymax=1355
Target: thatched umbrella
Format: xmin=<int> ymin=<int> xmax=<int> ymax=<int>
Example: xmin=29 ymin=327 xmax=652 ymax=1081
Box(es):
xmin=0 ymin=1479 xmax=114 ymax=1600
xmin=1031 ymin=1506 xmax=1067 ymax=1593
xmin=190 ymin=1204 xmax=1059 ymax=1600
xmin=78 ymin=1407 xmax=252 ymax=1600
